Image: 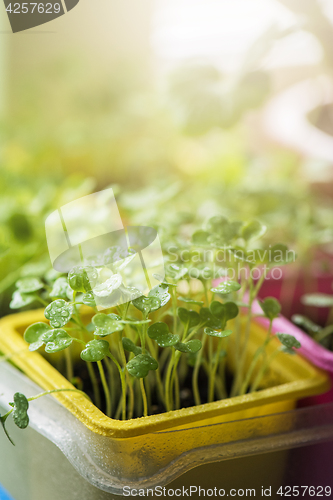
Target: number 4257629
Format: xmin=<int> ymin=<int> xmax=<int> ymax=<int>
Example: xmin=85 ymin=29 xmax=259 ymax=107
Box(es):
xmin=6 ymin=3 xmax=61 ymax=14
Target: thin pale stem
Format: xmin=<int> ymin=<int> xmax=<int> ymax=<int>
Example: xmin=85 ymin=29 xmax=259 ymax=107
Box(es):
xmin=97 ymin=360 xmax=112 ymax=417
xmin=140 ymin=378 xmax=148 ymax=417
xmin=192 ymin=333 xmax=207 ymax=406
xmin=251 ymin=349 xmax=280 ymax=392
xmin=87 ymin=362 xmax=101 ymax=409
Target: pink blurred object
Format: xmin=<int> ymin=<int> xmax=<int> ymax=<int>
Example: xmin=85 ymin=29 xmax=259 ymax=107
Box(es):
xmin=257 ymin=262 xmax=333 ymax=325
xmin=253 ymin=301 xmax=333 ymax=405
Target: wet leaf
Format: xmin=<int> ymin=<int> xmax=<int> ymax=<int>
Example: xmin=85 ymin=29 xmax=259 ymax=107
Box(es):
xmin=16 ymin=278 xmax=44 ymax=294
xmin=92 ymin=313 xmax=123 ymax=337
xmin=225 ymin=301 xmax=239 ymax=320
xmin=241 ymin=220 xmax=266 ymax=241
xmin=148 ymin=284 xmax=171 ymax=308
xmin=276 ymin=333 xmax=301 ymax=350
xmin=204 ymin=327 xmax=233 ymax=338
xmin=12 ymin=393 xmax=29 ymax=429
xmin=126 ymin=353 xmax=158 ymax=378
xmin=178 ymin=296 xmax=204 ymax=306
xmin=93 ymin=273 xmax=122 ymax=298
xmin=152 ymin=274 xmax=178 ymax=287
xmin=24 ymin=322 xmax=52 ymax=351
xmin=41 ymin=329 xmax=73 ymax=353
xmin=148 ymin=322 xmax=180 ymax=347
xmin=132 ymin=295 xmax=161 ymax=315
xmin=301 ymin=293 xmax=333 ymax=308
xmin=207 ymin=216 xmax=242 ymax=244
xmin=82 ymin=291 xmax=97 ymax=308
xmin=68 ymin=266 xmax=98 ymax=293
xmin=175 ymin=339 xmax=202 ymax=354
xmin=211 ymin=280 xmax=241 ymax=294
xmin=122 ymin=338 xmax=142 ymax=356
xmin=270 ymin=244 xmax=295 ymax=266
xmin=191 ymin=230 xmax=211 ymax=247
xmin=44 ymin=299 xmax=73 ymax=328
xmin=49 ymin=277 xmax=73 ymax=301
xmin=80 ymin=339 xmax=110 ymax=362
xmin=178 ymin=308 xmax=200 ymax=328
xmin=209 ymin=301 xmax=226 ymax=321
xmin=165 ymin=264 xmax=188 ymax=280
xmin=292 ymin=314 xmax=321 ymax=333
xmin=10 ymin=291 xmax=37 ymax=309
xmin=200 ymin=307 xmax=221 ymax=329
xmin=259 ymin=297 xmax=281 ymax=321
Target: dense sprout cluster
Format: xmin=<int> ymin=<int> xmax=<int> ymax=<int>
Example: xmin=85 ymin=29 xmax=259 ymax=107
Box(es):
xmin=1 ymin=216 xmax=301 ymax=443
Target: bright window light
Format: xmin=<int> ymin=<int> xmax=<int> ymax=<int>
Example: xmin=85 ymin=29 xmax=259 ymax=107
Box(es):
xmin=152 ymin=0 xmax=322 ymax=72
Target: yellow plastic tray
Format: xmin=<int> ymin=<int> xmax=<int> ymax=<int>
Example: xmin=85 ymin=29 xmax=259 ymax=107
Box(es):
xmin=0 ymin=309 xmax=329 ymax=440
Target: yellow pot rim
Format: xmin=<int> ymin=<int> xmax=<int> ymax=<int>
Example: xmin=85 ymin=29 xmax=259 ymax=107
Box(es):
xmin=0 ymin=309 xmax=330 ymax=439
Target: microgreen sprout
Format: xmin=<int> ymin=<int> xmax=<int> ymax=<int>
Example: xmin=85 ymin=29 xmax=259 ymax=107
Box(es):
xmin=292 ymin=284 xmax=333 ymax=350
xmin=2 ymin=215 xmax=300 ymax=442
xmin=1 ymin=389 xmax=90 ymax=446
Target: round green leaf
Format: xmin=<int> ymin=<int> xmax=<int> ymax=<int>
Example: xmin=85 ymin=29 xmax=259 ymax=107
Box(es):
xmin=211 ymin=280 xmax=241 ymax=295
xmin=178 ymin=297 xmax=204 ymax=306
xmin=126 ymin=354 xmax=158 ymax=378
xmin=49 ymin=277 xmax=73 ymax=300
xmin=200 ymin=307 xmax=221 ymax=329
xmin=191 ymin=230 xmax=211 ymax=247
xmin=12 ymin=393 xmax=29 ymax=429
xmin=148 ymin=284 xmax=171 ymax=308
xmin=188 ymin=264 xmax=215 ymax=280
xmin=82 ymin=291 xmax=97 ymax=308
xmin=206 ymin=217 xmax=242 ymax=243
xmin=206 ymin=215 xmax=228 ymax=234
xmin=24 ymin=322 xmax=52 ymax=351
xmin=16 ymin=278 xmax=44 ymax=294
xmin=175 ymin=339 xmax=202 ymax=354
xmin=165 ymin=264 xmax=188 ymax=281
xmin=10 ymin=291 xmax=37 ymax=310
xmin=225 ymin=301 xmax=239 ymax=321
xmin=68 ymin=266 xmax=98 ymax=293
xmin=292 ymin=315 xmax=320 ymax=333
xmin=259 ymin=297 xmax=281 ymax=321
xmin=276 ymin=333 xmax=301 ymax=350
xmin=270 ymin=244 xmax=295 ymax=266
xmin=80 ymin=339 xmax=110 ymax=362
xmin=148 ymin=322 xmax=180 ymax=347
xmin=177 ymin=307 xmax=200 ymax=329
xmin=209 ymin=301 xmax=226 ymax=321
xmin=93 ymin=273 xmax=122 ymax=298
xmin=177 ymin=308 xmax=200 ymax=328
xmin=41 ymin=329 xmax=73 ymax=353
xmin=241 ymin=220 xmax=266 ymax=241
xmin=44 ymin=299 xmax=73 ymax=328
xmin=152 ymin=274 xmax=178 ymax=287
xmin=301 ymin=293 xmax=333 ymax=308
xmin=132 ymin=295 xmax=161 ymax=315
xmin=122 ymin=338 xmax=142 ymax=356
xmin=92 ymin=313 xmax=124 ymax=337
xmin=204 ymin=327 xmax=233 ymax=338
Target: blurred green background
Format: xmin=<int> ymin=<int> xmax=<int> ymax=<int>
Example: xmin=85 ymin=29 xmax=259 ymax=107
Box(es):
xmin=0 ymin=0 xmax=333 ymax=316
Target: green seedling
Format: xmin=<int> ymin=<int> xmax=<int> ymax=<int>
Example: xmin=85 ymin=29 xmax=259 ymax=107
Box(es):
xmin=292 ymin=283 xmax=333 ymax=349
xmin=2 ymin=216 xmax=299 ymax=442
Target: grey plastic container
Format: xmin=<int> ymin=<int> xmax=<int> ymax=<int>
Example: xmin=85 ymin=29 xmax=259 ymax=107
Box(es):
xmin=1 ymin=361 xmax=333 ymax=499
